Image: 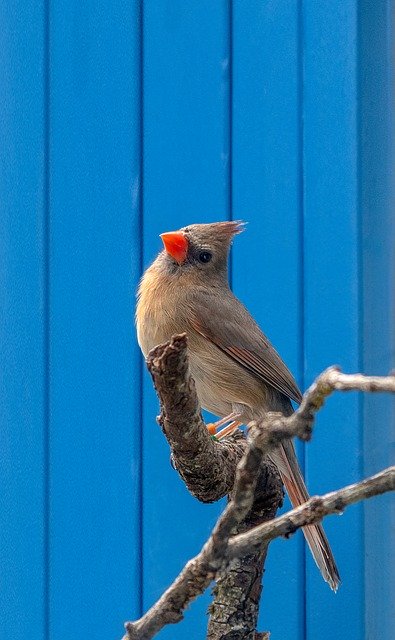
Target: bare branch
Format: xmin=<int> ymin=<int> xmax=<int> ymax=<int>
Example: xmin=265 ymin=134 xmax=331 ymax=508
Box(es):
xmin=123 ymin=466 xmax=394 ymax=640
xmin=135 ymin=334 xmax=283 ymax=640
xmin=227 ymin=467 xmax=395 ymax=559
xmin=124 ymin=405 xmax=282 ymax=640
xmin=123 ymin=339 xmax=395 ymax=640
xmin=146 ymin=334 xmax=249 ymax=502
xmin=283 ymin=366 xmax=395 ymax=443
xmin=242 ymin=367 xmax=395 ymax=458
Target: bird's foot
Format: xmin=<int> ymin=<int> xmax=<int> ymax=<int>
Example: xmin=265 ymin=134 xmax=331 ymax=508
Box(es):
xmin=215 ymin=420 xmax=243 ymax=440
xmin=206 ymin=412 xmax=239 ymax=436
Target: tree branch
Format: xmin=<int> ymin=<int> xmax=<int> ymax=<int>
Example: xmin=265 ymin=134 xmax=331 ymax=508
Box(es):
xmin=124 ymin=466 xmax=394 ymax=640
xmin=227 ymin=466 xmax=395 ymax=559
xmin=146 ymin=334 xmax=286 ymax=638
xmin=123 ymin=337 xmax=395 ymax=640
xmin=124 ymin=335 xmax=282 ymax=640
xmin=146 ymin=333 xmax=249 ymax=502
xmin=241 ymin=366 xmax=395 ymax=457
xmin=124 ymin=417 xmax=282 ymax=640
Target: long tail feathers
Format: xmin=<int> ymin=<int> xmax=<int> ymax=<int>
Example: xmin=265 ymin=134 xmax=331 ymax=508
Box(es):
xmin=271 ymin=440 xmax=341 ymax=592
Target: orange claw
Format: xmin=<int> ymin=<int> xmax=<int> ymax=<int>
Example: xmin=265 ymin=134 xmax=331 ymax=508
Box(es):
xmin=215 ymin=420 xmax=242 ymax=441
xmin=206 ymin=423 xmax=217 ymax=435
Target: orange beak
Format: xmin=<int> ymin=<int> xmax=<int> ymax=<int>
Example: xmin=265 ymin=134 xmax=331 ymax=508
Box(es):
xmin=160 ymin=231 xmax=188 ymax=264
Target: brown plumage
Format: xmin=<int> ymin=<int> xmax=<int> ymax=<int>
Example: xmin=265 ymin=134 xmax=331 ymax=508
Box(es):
xmin=136 ymin=221 xmax=340 ymax=591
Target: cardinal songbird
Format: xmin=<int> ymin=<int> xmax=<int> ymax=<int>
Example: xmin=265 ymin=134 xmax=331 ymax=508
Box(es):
xmin=136 ymin=221 xmax=340 ymax=591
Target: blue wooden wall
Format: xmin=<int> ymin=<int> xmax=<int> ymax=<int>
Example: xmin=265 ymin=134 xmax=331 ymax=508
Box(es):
xmin=1 ymin=2 xmax=393 ymax=639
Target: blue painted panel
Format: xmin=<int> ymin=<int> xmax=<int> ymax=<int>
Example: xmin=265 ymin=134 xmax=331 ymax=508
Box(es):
xmin=142 ymin=2 xmax=230 ymax=637
xmin=359 ymin=2 xmax=395 ymax=638
xmin=232 ymin=2 xmax=304 ymax=637
xmin=1 ymin=2 xmax=394 ymax=638
xmin=0 ymin=2 xmax=47 ymax=638
xmin=49 ymin=2 xmax=142 ymax=638
xmin=303 ymin=2 xmax=363 ymax=638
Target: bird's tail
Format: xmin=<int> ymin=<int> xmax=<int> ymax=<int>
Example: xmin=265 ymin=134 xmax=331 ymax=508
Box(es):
xmin=271 ymin=440 xmax=341 ymax=591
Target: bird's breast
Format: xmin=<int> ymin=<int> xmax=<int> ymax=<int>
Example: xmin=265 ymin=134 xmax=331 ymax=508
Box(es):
xmin=136 ymin=265 xmax=188 ymax=356
xmin=136 ymin=265 xmax=275 ymax=421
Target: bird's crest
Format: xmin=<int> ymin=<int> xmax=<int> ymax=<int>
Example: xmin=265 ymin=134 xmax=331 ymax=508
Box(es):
xmin=210 ymin=220 xmax=246 ymax=238
xmin=180 ymin=220 xmax=246 ymax=247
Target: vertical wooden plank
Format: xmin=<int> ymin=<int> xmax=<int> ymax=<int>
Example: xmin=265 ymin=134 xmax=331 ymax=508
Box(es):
xmin=49 ymin=2 xmax=142 ymax=637
xmin=0 ymin=2 xmax=47 ymax=638
xmin=303 ymin=2 xmax=363 ymax=638
xmin=359 ymin=2 xmax=395 ymax=639
xmin=142 ymin=2 xmax=230 ymax=637
xmin=232 ymin=2 xmax=304 ymax=637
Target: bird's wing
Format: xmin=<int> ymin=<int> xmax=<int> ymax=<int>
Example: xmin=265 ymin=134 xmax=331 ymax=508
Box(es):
xmin=188 ymin=287 xmax=302 ymax=404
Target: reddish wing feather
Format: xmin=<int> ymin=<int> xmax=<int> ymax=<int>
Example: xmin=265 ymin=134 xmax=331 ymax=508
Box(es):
xmin=226 ymin=345 xmax=302 ymax=404
xmin=189 ymin=307 xmax=302 ymax=405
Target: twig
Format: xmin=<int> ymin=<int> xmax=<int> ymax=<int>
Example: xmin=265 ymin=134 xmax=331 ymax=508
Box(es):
xmin=124 ymin=335 xmax=282 ymax=640
xmin=273 ymin=366 xmax=395 ymax=444
xmin=123 ymin=339 xmax=395 ymax=640
xmin=123 ymin=467 xmax=394 ymax=640
xmin=146 ymin=334 xmax=285 ymax=638
xmin=124 ymin=424 xmax=282 ymax=640
xmin=227 ymin=467 xmax=395 ymax=559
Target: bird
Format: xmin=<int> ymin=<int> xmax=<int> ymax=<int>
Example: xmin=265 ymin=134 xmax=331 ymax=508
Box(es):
xmin=136 ymin=220 xmax=340 ymax=591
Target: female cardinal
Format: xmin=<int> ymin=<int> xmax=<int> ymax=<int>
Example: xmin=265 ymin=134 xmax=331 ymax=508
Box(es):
xmin=136 ymin=220 xmax=340 ymax=591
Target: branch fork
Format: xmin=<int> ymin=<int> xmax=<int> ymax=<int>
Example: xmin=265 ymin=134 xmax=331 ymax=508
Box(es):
xmin=123 ymin=334 xmax=395 ymax=640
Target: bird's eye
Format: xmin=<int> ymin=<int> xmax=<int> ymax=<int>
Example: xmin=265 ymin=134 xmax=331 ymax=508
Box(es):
xmin=198 ymin=251 xmax=212 ymax=264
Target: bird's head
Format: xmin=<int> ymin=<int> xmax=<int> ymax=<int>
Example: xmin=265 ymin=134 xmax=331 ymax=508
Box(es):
xmin=158 ymin=221 xmax=245 ymax=282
